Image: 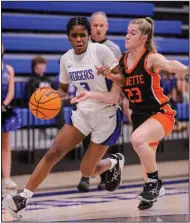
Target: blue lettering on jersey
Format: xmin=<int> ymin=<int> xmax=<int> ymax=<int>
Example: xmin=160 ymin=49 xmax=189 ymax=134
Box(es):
xmin=69 ymin=69 xmax=94 ymax=81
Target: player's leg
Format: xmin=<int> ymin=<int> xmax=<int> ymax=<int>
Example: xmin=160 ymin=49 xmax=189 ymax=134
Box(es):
xmin=131 ymin=113 xmax=174 ymax=202
xmin=138 ymin=144 xmax=165 ymax=210
xmin=80 ymin=141 xmax=125 ymax=192
xmin=2 ymin=124 xmax=86 ymax=219
xmin=2 ymin=132 xmax=17 ymax=189
xmin=77 ymin=133 xmax=107 ymax=192
xmin=77 ymin=134 xmax=91 ymax=192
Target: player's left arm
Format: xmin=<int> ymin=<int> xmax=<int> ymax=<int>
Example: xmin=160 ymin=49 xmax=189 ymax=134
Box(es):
xmin=71 ymin=82 xmax=122 ymax=105
xmin=147 ymin=53 xmax=189 ymax=76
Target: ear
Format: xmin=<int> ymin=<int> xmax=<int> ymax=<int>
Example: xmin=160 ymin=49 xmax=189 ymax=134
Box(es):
xmin=106 ymin=23 xmax=109 ymax=32
xmin=141 ymin=34 xmax=148 ymax=43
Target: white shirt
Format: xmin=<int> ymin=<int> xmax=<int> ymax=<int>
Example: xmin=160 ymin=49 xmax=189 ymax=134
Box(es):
xmin=59 ymin=42 xmax=119 ymax=111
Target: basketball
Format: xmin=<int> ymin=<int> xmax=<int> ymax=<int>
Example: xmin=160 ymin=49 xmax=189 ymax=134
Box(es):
xmin=29 ymin=88 xmax=61 ymax=120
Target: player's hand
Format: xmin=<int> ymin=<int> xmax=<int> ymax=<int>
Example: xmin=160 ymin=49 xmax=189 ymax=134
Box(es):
xmin=70 ymin=91 xmax=90 ymax=104
xmin=96 ymin=66 xmax=112 ymax=79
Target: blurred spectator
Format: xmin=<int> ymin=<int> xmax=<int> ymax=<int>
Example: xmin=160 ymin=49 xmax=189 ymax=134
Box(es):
xmin=160 ymin=71 xmax=189 ymax=132
xmin=26 ymin=55 xmax=52 ymax=138
xmin=26 ymin=55 xmax=52 ymax=100
xmin=176 ymin=75 xmax=189 ymax=103
xmin=2 ymin=44 xmax=22 ymax=189
xmin=160 ymin=71 xmax=177 ymax=108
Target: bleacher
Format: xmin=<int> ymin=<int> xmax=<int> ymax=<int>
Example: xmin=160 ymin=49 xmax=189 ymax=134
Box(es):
xmin=2 ymin=1 xmax=189 ymax=127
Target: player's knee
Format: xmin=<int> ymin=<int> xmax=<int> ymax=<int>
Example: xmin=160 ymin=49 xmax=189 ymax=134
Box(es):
xmin=131 ymin=132 xmax=144 ymax=152
xmin=45 ymin=143 xmax=65 ymax=162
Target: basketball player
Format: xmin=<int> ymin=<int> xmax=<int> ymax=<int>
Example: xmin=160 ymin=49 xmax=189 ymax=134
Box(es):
xmin=77 ymin=17 xmax=189 ymax=210
xmin=2 ymin=17 xmax=125 ymax=220
xmin=78 ymin=11 xmax=122 ymax=192
xmin=2 ymin=44 xmax=22 ymax=189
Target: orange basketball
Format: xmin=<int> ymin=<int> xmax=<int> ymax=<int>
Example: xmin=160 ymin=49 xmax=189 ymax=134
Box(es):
xmin=29 ymin=88 xmax=61 ymax=120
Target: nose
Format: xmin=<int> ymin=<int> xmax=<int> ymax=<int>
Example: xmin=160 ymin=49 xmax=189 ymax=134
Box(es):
xmin=96 ymin=26 xmax=100 ymax=31
xmin=125 ymin=33 xmax=130 ymax=40
xmin=76 ymin=36 xmax=82 ymax=42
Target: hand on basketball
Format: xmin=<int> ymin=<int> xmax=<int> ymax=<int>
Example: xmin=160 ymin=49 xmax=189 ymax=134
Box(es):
xmin=96 ymin=66 xmax=112 ymax=79
xmin=70 ymin=90 xmax=90 ymax=104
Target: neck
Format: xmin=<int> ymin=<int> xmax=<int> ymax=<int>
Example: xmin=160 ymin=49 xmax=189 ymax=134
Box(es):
xmin=91 ymin=36 xmax=107 ymax=43
xmin=129 ymin=45 xmax=146 ymax=60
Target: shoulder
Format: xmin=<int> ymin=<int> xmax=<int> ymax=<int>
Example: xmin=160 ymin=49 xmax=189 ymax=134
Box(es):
xmin=92 ymin=42 xmax=108 ymax=50
xmin=146 ymin=52 xmax=161 ymax=62
xmin=60 ymin=51 xmax=72 ymax=64
xmin=6 ymin=64 xmax=14 ymax=75
xmin=106 ymin=40 xmax=121 ymax=51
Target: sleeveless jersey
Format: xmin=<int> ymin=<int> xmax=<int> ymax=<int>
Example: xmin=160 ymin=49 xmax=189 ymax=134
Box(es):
xmin=59 ymin=42 xmax=119 ymax=111
xmin=120 ymin=49 xmax=169 ymax=114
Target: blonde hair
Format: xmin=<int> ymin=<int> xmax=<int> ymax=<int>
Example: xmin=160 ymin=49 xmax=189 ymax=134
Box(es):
xmin=130 ymin=17 xmax=157 ymax=53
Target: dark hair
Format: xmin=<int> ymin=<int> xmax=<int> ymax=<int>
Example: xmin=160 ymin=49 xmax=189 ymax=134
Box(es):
xmin=67 ymin=17 xmax=91 ymax=36
xmin=31 ymin=55 xmax=47 ymax=72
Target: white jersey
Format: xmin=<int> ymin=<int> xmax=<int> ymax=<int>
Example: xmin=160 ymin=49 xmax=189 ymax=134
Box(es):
xmin=59 ymin=42 xmax=119 ymax=111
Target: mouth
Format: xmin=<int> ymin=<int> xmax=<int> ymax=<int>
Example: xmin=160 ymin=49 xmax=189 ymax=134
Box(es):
xmin=76 ymin=45 xmax=83 ymax=49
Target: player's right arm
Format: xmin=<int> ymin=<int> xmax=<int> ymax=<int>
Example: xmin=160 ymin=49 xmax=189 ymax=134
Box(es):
xmin=58 ymin=83 xmax=69 ymax=99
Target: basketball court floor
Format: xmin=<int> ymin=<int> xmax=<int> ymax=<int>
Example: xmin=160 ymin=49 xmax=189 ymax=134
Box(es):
xmin=2 ymin=160 xmax=189 ymax=222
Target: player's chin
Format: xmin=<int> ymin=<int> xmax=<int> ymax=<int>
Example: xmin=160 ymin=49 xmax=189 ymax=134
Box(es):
xmin=75 ymin=46 xmax=86 ymax=54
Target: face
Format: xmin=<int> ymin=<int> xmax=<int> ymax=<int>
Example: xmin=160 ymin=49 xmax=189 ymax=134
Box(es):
xmin=34 ymin=63 xmax=46 ymax=76
xmin=91 ymin=15 xmax=108 ymax=41
xmin=125 ymin=24 xmax=147 ymax=50
xmin=68 ymin=25 xmax=89 ymax=55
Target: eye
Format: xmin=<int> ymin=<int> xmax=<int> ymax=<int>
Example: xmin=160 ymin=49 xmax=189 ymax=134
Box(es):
xmin=71 ymin=34 xmax=77 ymax=38
xmin=80 ymin=34 xmax=87 ymax=38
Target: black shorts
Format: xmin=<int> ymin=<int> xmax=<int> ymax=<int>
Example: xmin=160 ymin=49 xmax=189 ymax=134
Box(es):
xmin=131 ymin=112 xmax=156 ymax=132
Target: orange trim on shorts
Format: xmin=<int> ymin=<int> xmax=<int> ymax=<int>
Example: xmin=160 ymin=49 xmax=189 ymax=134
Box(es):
xmin=151 ymin=109 xmax=175 ymax=137
xmin=149 ymin=142 xmax=159 ymax=147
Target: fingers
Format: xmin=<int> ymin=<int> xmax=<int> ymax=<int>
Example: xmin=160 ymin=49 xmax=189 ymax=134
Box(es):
xmin=70 ymin=97 xmax=78 ymax=104
xmin=70 ymin=91 xmax=88 ymax=104
xmin=96 ymin=66 xmax=110 ymax=76
xmin=70 ymin=95 xmax=86 ymax=104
